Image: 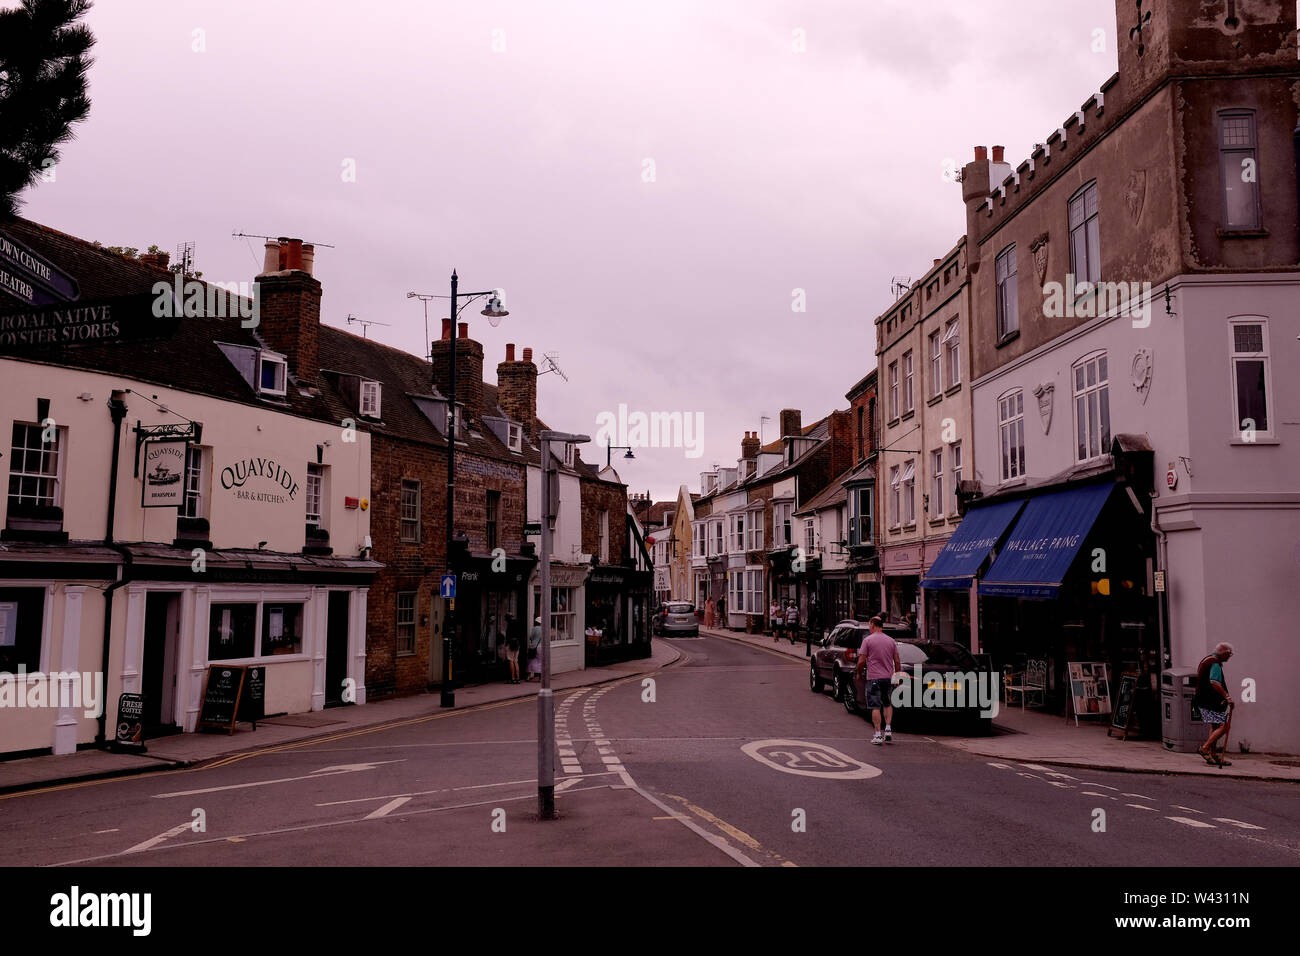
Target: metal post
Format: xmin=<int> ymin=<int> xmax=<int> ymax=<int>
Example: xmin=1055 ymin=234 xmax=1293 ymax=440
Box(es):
xmin=441 ymin=271 xmax=458 ymax=708
xmin=538 ymin=436 xmax=555 ymax=818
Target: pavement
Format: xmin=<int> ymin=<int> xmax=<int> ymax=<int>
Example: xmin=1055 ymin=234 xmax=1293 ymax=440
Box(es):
xmin=0 ymin=641 xmax=682 ymax=795
xmin=698 ymin=625 xmax=1300 ymax=783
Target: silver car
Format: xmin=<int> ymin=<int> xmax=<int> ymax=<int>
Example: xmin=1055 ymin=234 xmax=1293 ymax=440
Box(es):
xmin=655 ymin=602 xmax=699 ymax=637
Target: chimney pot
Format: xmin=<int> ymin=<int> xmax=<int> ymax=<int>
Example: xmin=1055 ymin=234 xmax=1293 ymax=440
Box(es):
xmin=458 ymin=322 xmax=468 ymax=339
xmin=506 ymin=343 xmax=516 ymax=361
xmin=974 ymin=146 xmax=988 ymax=161
xmin=441 ymin=318 xmax=452 ymax=340
xmin=992 ymin=145 xmax=1005 ymax=163
xmin=262 ymin=242 xmax=280 ymax=275
xmin=301 ymin=243 xmax=315 ymax=277
xmin=522 ymin=347 xmax=532 ymax=363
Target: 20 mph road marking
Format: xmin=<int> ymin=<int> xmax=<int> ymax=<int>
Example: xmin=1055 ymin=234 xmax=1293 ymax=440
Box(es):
xmin=741 ymin=740 xmax=881 ymax=780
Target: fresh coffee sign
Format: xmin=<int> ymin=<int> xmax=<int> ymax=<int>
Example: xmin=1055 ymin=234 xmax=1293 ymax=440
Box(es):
xmin=142 ymin=440 xmax=187 ymax=507
xmin=220 ymin=455 xmax=299 ymax=505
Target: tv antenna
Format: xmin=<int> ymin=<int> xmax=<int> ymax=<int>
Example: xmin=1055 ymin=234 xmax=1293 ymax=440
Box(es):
xmin=231 ymin=231 xmax=336 ymax=248
xmin=346 ymin=314 xmax=390 ymax=339
xmin=538 ymin=352 xmax=568 ymax=382
xmin=175 ymin=241 xmax=195 ymax=276
xmin=890 ymin=276 xmax=912 ymax=300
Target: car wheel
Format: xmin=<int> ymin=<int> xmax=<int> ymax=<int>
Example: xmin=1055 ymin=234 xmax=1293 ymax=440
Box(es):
xmin=810 ymin=665 xmax=825 ymax=694
xmin=836 ymin=672 xmax=854 ymax=712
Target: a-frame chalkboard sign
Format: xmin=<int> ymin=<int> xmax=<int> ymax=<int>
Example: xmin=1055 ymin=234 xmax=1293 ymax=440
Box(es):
xmin=1108 ymin=672 xmax=1140 ymax=740
xmin=198 ymin=665 xmax=246 ymax=734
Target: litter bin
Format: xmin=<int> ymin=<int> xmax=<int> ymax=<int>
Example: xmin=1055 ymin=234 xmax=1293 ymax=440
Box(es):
xmin=1161 ymin=666 xmax=1208 ymax=752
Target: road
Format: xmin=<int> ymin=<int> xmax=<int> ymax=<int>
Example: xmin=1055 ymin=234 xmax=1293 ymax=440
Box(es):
xmin=3 ymin=634 xmax=1297 ymax=867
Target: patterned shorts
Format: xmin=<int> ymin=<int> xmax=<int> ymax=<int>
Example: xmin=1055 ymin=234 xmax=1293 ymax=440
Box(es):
xmin=1196 ymin=705 xmax=1228 ymax=725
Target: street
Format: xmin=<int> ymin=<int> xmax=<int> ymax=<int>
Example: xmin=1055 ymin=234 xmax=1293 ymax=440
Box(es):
xmin=4 ymin=635 xmax=1296 ymax=868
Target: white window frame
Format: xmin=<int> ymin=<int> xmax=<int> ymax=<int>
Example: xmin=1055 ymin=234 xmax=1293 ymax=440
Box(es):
xmin=1068 ymin=181 xmax=1101 ymax=294
xmin=889 ymin=466 xmax=901 ymax=529
xmin=949 ymin=440 xmax=962 ymax=516
xmin=929 ymin=329 xmax=942 ymax=396
xmin=1229 ymin=318 xmax=1273 ymax=439
xmin=903 ymin=351 xmax=914 ymax=413
xmin=773 ymin=501 xmax=793 ymax=548
xmin=305 ymin=462 xmax=324 ymax=529
xmin=943 ymin=318 xmax=960 ymax=386
xmin=745 ymin=567 xmax=763 ymax=615
xmin=1219 ymin=110 xmax=1261 ymax=231
xmin=998 ymin=390 xmax=1026 ymax=482
xmin=180 ymin=445 xmax=207 ymax=520
xmin=901 ymin=459 xmax=916 ymax=525
xmin=746 ymin=507 xmax=764 ymax=551
xmin=205 ymin=588 xmax=312 ymax=664
xmin=1072 ymin=351 xmax=1111 ymax=463
xmin=507 ymin=423 xmax=522 ymax=452
xmin=7 ymin=422 xmax=66 ymax=511
xmin=996 ymin=244 xmax=1018 ymax=339
xmin=712 ymin=519 xmax=724 ymax=555
xmin=729 ymin=513 xmax=746 ymax=553
xmin=599 ymin=509 xmax=609 ymax=562
xmin=930 ymin=449 xmax=943 ymax=519
xmin=396 ymin=591 xmax=417 ymax=656
xmin=728 ymin=570 xmax=745 ymax=614
xmin=360 ymin=379 xmax=382 ymax=418
xmin=258 ymin=352 xmax=288 ymax=397
xmin=537 ymin=586 xmax=578 ymax=644
xmin=888 ymin=361 xmax=899 ymax=419
xmin=851 ymin=486 xmax=872 ymax=545
xmin=400 ymin=479 xmax=421 ymax=543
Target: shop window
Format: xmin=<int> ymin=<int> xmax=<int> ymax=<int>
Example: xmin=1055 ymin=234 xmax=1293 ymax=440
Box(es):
xmin=534 ymin=587 xmax=576 ymax=643
xmin=1230 ymin=320 xmax=1272 ymax=437
xmin=995 ymin=244 xmax=1017 ymax=339
xmin=0 ymin=587 xmax=45 ymax=674
xmin=7 ymin=421 xmax=64 ymax=513
xmin=1068 ymin=181 xmax=1101 ymax=294
xmin=208 ymin=603 xmax=257 ymax=660
xmin=1219 ymin=110 xmax=1260 ymax=230
xmin=261 ymin=603 xmax=304 ymax=656
xmin=1072 ymin=352 xmax=1111 ymax=462
xmin=396 ymin=592 xmax=416 ymax=656
xmin=998 ymin=390 xmax=1026 ymax=481
xmin=400 ymin=480 xmax=421 ymax=542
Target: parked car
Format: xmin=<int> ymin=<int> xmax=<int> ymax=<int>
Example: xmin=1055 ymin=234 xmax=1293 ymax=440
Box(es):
xmin=810 ymin=619 xmax=916 ymax=701
xmin=655 ymin=601 xmax=699 ymax=637
xmin=843 ymin=639 xmax=995 ymax=733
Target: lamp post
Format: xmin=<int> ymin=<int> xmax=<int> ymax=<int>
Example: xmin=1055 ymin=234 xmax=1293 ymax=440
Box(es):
xmin=416 ymin=271 xmax=508 ymax=708
xmin=539 ymin=429 xmax=589 ymax=819
xmin=605 ymin=444 xmax=635 ymax=468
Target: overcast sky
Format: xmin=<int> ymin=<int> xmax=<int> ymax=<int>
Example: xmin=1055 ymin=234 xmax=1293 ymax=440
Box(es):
xmin=17 ymin=0 xmax=1123 ymax=501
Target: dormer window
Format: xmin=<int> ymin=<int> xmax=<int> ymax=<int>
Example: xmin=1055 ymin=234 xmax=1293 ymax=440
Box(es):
xmin=562 ymin=443 xmax=574 ymax=466
xmin=258 ymin=352 xmax=287 ymax=396
xmin=360 ymin=380 xmax=382 ymax=418
xmin=507 ymin=423 xmax=522 ymax=452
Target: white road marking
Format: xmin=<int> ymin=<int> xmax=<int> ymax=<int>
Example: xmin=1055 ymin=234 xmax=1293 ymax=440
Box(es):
xmin=1082 ymin=791 xmax=1113 ymax=797
xmin=741 ymin=739 xmax=881 ymax=780
xmin=1167 ymin=816 xmax=1216 ymax=828
xmin=987 ymin=762 xmax=1014 ymax=770
xmin=93 ymin=829 xmax=119 ymax=834
xmin=1214 ymin=818 xmax=1265 ymax=830
xmin=1079 ymin=782 xmax=1119 ymax=790
xmin=1121 ymin=792 xmax=1153 ymax=800
xmin=614 ymin=767 xmax=759 ymax=868
xmin=156 ymin=760 xmax=406 ymax=799
xmin=315 ymin=777 xmax=537 ymax=807
xmin=1126 ymin=803 xmax=1158 ymax=811
xmin=123 ymin=821 xmax=192 ymax=855
xmin=1172 ymin=805 xmax=1204 ymax=814
xmin=365 ymin=797 xmax=411 ymax=819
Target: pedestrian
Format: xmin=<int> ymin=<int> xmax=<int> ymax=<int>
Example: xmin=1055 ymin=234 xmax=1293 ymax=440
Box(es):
xmin=504 ymin=615 xmax=522 ymax=684
xmin=853 ymin=615 xmax=902 ymax=745
xmin=704 ymin=597 xmax=715 ymax=629
xmin=525 ymin=616 xmax=543 ymax=681
xmin=784 ymin=600 xmax=800 ymax=644
xmin=769 ymin=599 xmax=782 ymax=641
xmin=717 ymin=595 xmax=726 ymax=628
xmin=1194 ymin=642 xmax=1235 ymax=766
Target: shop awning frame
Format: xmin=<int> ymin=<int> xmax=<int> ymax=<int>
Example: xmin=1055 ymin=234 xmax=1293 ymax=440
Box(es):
xmin=919 ymin=498 xmax=1025 ymax=590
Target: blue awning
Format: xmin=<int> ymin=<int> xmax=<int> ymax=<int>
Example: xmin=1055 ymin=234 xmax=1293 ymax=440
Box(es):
xmin=919 ymin=499 xmax=1025 ymax=590
xmin=979 ymin=483 xmax=1115 ymax=599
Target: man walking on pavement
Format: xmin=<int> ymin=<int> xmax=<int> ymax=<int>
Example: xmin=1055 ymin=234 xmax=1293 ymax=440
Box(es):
xmin=854 ymin=615 xmax=901 ymax=745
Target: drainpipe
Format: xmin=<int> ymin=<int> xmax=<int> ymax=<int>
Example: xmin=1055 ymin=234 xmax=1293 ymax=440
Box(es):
xmin=1293 ymin=124 xmax=1300 ymax=250
xmin=1150 ymin=497 xmax=1170 ymax=674
xmin=96 ymin=391 xmax=131 ymax=747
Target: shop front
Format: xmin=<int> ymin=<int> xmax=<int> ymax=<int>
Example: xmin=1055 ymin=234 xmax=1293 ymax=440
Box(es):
xmin=820 ymin=571 xmax=852 ymax=628
xmin=452 ymin=551 xmax=536 ymax=685
xmin=880 ymin=544 xmax=920 ymax=632
xmin=585 ymin=564 xmax=653 ymax=665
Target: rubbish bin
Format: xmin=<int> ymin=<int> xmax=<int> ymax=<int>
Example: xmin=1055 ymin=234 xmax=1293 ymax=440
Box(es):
xmin=1161 ymin=666 xmax=1208 ymax=752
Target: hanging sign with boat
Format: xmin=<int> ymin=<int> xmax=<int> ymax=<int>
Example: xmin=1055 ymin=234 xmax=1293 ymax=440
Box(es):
xmin=142 ymin=439 xmax=188 ymax=507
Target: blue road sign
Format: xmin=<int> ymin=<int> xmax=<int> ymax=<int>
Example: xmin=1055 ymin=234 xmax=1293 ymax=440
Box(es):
xmin=440 ymin=574 xmax=456 ymax=599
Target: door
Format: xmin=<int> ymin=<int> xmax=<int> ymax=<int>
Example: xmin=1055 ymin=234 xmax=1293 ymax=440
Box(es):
xmin=325 ymin=591 xmax=350 ymax=706
xmin=141 ymin=592 xmax=180 ymax=734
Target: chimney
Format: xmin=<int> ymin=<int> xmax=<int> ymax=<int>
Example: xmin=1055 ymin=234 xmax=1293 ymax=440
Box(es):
xmin=973 ymin=146 xmax=988 ymax=162
xmin=138 ymin=251 xmax=170 ymax=271
xmin=260 ymin=242 xmax=279 ymax=276
xmin=741 ymin=431 xmax=760 ymax=460
xmin=301 ymin=244 xmax=315 ymax=277
xmin=991 ymin=145 xmax=1004 ymax=163
xmin=961 ymin=146 xmax=997 ymax=255
xmin=497 ymin=342 xmax=538 ymax=441
xmin=779 ymin=408 xmax=802 ymax=437
xmin=430 ymin=321 xmax=485 ymax=429
xmin=254 ymin=237 xmax=321 ymax=387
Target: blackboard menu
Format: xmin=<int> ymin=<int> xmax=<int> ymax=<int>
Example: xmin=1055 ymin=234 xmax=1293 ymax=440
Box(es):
xmin=1108 ymin=673 xmax=1139 ymax=739
xmin=199 ymin=665 xmax=246 ymax=733
xmin=115 ymin=693 xmax=144 ymax=747
xmin=238 ymin=666 xmax=265 ymax=726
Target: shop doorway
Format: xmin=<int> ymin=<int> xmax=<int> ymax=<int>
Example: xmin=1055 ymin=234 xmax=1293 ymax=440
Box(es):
xmin=141 ymin=592 xmax=181 ymax=736
xmin=324 ymin=591 xmax=350 ymax=706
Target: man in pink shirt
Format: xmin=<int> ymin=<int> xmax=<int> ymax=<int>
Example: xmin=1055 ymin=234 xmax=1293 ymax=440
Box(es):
xmin=853 ymin=616 xmax=902 ymax=745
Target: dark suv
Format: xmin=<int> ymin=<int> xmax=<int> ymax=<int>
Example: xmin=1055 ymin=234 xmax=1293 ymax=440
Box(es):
xmin=810 ymin=619 xmax=914 ymax=703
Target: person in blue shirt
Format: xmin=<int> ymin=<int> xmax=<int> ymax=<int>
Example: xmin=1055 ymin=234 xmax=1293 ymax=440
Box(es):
xmin=1194 ymin=643 xmax=1235 ymax=766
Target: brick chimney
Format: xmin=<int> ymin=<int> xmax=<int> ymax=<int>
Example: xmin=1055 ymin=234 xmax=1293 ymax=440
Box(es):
xmin=496 ymin=342 xmax=538 ymax=440
xmin=254 ymin=237 xmax=320 ymax=387
xmin=138 ymin=251 xmax=170 ymax=271
xmin=741 ymin=431 xmax=760 ymax=460
xmin=431 ymin=320 xmax=486 ymax=430
xmin=779 ymin=409 xmax=802 ymax=437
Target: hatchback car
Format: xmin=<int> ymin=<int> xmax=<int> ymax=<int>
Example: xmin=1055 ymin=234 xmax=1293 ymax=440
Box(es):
xmin=655 ymin=601 xmax=698 ymax=637
xmin=843 ymin=639 xmax=995 ymax=733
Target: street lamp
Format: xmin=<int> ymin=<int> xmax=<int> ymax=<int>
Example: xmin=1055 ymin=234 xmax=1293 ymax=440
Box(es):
xmin=413 ymin=271 xmax=509 ymax=708
xmin=606 ymin=444 xmax=635 ymax=468
xmin=539 ymin=429 xmax=589 ymax=819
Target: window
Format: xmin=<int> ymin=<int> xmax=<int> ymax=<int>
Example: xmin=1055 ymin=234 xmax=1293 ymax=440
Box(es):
xmin=599 ymin=508 xmax=609 ymax=562
xmin=929 ymin=330 xmax=942 ymax=396
xmin=852 ymin=486 xmax=873 ymax=545
xmin=728 ymin=570 xmax=742 ymax=613
xmin=1230 ymin=320 xmax=1271 ymax=436
xmin=729 ymin=513 xmax=745 ymax=552
xmin=747 ymin=510 xmax=763 ymax=551
xmin=903 ymin=351 xmax=914 ymax=413
xmin=746 ymin=568 xmax=763 ymax=614
xmin=258 ymin=353 xmax=287 ymax=396
xmin=856 ymin=406 xmax=865 ymax=459
xmin=7 ymin=422 xmax=63 ymax=509
xmin=396 ymin=592 xmax=416 ymax=656
xmin=305 ymin=462 xmax=324 ymax=530
xmin=360 ymin=379 xmax=382 ymax=418
xmin=1068 ymin=181 xmax=1101 ymax=293
xmin=181 ymin=446 xmax=206 ymax=519
xmin=562 ymin=443 xmax=574 ymax=466
xmin=774 ymin=502 xmax=793 ymax=548
xmin=535 ymin=587 xmax=576 ymax=642
xmin=1072 ymin=353 xmax=1111 ymax=462
xmin=950 ymin=441 xmax=963 ymax=516
xmin=261 ymin=602 xmax=304 ymax=656
xmin=930 ymin=450 xmax=943 ymax=518
xmin=889 ymin=466 xmax=901 ymax=528
xmin=996 ymin=245 xmax=1018 ymax=339
xmin=507 ymin=423 xmax=522 ymax=452
xmin=400 ymin=480 xmax=421 ymax=542
xmin=693 ymin=522 xmax=704 ymax=557
xmin=712 ymin=519 xmax=724 ymax=555
xmin=1219 ymin=111 xmax=1260 ymax=230
xmin=901 ymin=459 xmax=916 ymax=525
xmin=998 ymin=390 xmax=1026 ymax=481
xmin=888 ymin=362 xmax=899 ymax=419
xmin=944 ymin=319 xmax=960 ymax=386
xmin=209 ymin=601 xmax=303 ymax=660
xmin=867 ymin=397 xmax=876 ymax=455
xmin=487 ymin=490 xmax=500 ymax=551
xmin=803 ymin=518 xmax=815 ymax=553
xmin=0 ymin=587 xmax=45 ymax=674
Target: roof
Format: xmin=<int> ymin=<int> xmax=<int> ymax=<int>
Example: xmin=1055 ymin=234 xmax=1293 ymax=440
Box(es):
xmin=794 ymin=468 xmax=852 ymax=516
xmin=845 ymin=368 xmax=878 ymax=401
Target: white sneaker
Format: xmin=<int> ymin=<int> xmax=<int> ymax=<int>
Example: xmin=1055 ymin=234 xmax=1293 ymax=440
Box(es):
xmin=871 ymin=732 xmax=883 ymax=746
xmin=884 ymin=728 xmax=893 ymax=743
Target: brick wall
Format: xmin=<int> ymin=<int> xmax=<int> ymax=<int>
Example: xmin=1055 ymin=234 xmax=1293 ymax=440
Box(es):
xmin=256 ymin=272 xmax=321 ymax=386
xmin=580 ymin=477 xmax=628 ymax=565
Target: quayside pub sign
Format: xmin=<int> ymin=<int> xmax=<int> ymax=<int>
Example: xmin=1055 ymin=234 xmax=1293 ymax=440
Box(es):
xmin=220 ymin=456 xmax=299 ymax=506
